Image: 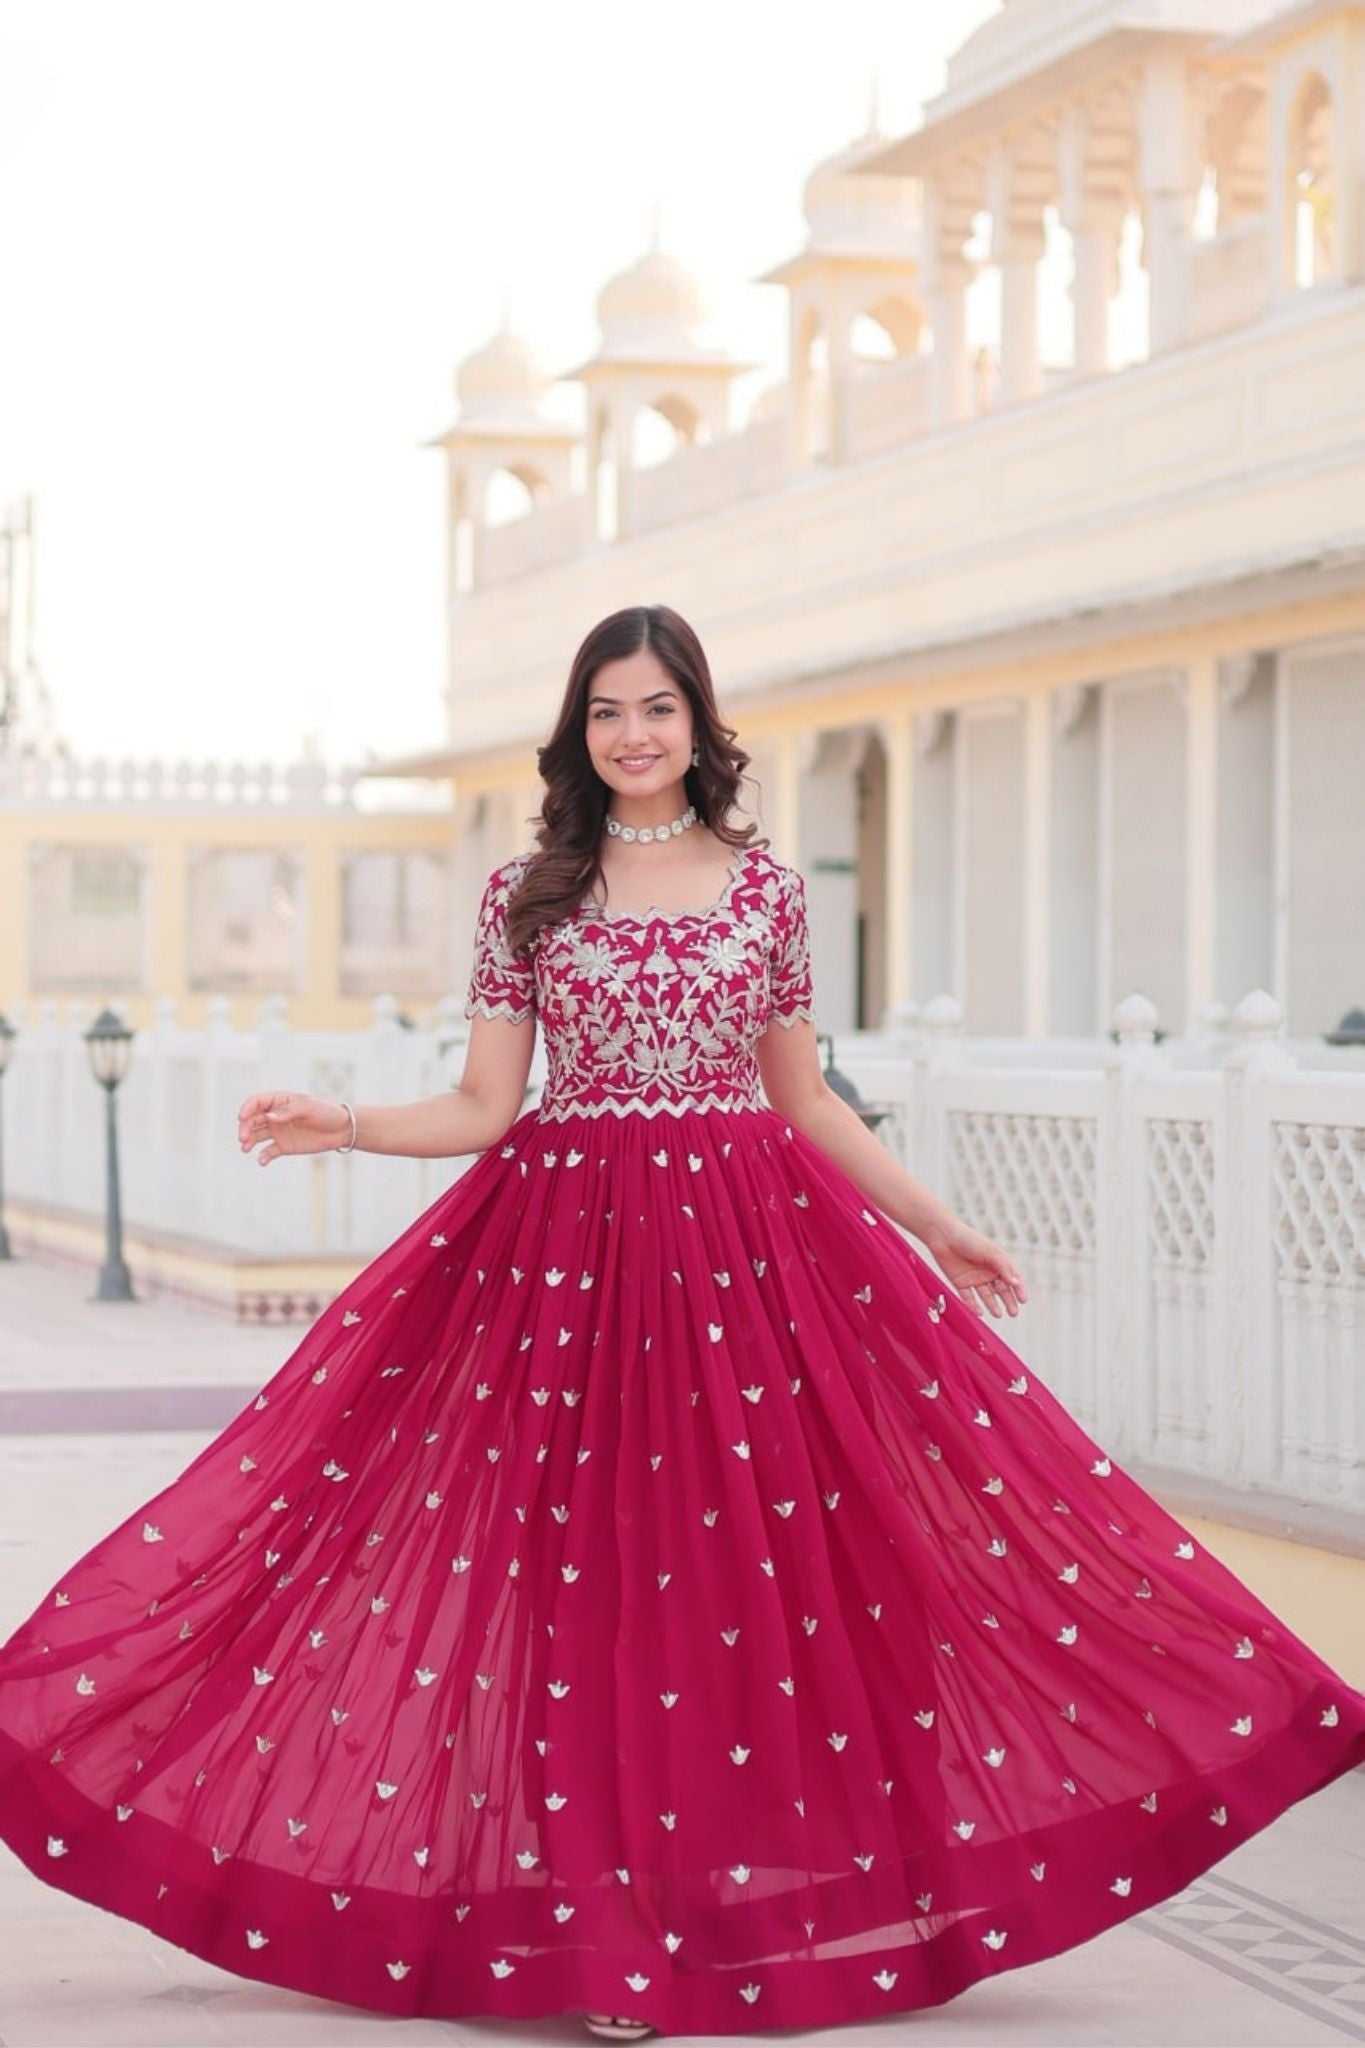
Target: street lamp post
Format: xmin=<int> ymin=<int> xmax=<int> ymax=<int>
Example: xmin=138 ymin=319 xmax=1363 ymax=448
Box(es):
xmin=0 ymin=1011 xmax=15 ymax=1261
xmin=84 ymin=1007 xmax=135 ymax=1303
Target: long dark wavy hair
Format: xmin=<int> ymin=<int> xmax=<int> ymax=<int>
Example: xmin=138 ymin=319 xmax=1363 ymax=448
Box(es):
xmin=503 ymin=603 xmax=768 ymax=958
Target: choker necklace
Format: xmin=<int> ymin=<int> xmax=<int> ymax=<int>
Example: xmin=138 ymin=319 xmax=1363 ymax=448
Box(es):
xmin=604 ymin=803 xmax=698 ymax=846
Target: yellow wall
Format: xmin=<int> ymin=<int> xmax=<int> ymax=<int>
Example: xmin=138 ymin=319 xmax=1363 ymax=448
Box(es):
xmin=0 ymin=804 xmax=455 ymax=1031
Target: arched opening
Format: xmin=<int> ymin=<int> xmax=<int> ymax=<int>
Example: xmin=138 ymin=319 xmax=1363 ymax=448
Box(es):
xmin=849 ymin=312 xmax=894 ymax=362
xmin=1203 ymin=79 xmax=1266 ymax=232
xmin=632 ymin=393 xmax=704 ymax=471
xmin=484 ymin=463 xmax=550 ymax=528
xmin=1288 ymin=70 xmax=1335 ymax=288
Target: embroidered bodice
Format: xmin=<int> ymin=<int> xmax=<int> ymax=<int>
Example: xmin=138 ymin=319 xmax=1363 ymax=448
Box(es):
xmin=462 ymin=842 xmax=815 ymax=1120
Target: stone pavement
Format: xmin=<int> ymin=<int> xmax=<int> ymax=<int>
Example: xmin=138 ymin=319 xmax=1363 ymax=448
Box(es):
xmin=2 ymin=1258 xmax=1364 ymax=2048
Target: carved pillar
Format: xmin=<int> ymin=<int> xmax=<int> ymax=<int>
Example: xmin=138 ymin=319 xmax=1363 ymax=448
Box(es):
xmin=772 ymin=725 xmax=819 ymax=867
xmin=1073 ymin=210 xmax=1123 ymax=374
xmin=1002 ymin=225 xmax=1046 ymax=401
xmin=1139 ymin=53 xmax=1201 ymax=353
xmin=613 ymin=396 xmax=641 ymax=540
xmin=873 ymin=706 xmax=915 ymax=1012
xmin=1203 ymin=72 xmax=1268 ymax=227
xmin=1022 ymin=689 xmax=1052 ymax=1036
xmin=922 ymin=174 xmax=977 ymax=428
xmin=986 ymin=130 xmax=1054 ymax=404
xmin=1059 ymin=92 xmax=1133 ymax=378
xmin=826 ymin=277 xmax=856 ymax=466
xmin=1181 ymin=650 xmax=1219 ymax=1028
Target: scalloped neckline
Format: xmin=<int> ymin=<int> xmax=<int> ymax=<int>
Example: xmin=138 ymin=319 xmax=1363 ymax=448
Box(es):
xmin=579 ymin=845 xmax=751 ymax=925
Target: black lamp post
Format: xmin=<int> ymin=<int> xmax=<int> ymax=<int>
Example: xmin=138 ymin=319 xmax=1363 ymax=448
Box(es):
xmin=84 ymin=1007 xmax=135 ymax=1302
xmin=0 ymin=1010 xmax=14 ymax=1261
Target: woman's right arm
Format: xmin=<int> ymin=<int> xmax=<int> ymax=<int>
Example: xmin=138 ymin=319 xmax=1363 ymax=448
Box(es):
xmin=237 ymin=1010 xmax=536 ymax=1165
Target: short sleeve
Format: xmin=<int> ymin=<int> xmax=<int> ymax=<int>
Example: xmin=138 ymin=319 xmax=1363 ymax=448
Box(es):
xmin=766 ymin=863 xmax=815 ymax=1027
xmin=463 ymin=859 xmax=536 ymax=1023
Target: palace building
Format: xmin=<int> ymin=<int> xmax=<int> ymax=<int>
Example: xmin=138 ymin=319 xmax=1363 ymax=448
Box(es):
xmin=397 ymin=0 xmax=1365 ymax=1044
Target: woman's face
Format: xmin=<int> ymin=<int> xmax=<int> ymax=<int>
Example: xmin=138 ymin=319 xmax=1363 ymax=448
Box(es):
xmin=584 ymin=647 xmax=695 ymax=809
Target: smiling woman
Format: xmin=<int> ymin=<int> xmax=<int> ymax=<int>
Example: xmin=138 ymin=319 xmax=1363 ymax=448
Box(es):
xmin=0 ymin=604 xmax=1362 ymax=2045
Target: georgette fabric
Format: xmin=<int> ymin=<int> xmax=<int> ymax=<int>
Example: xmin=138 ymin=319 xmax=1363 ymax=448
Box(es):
xmin=1 ymin=840 xmax=1362 ymax=2036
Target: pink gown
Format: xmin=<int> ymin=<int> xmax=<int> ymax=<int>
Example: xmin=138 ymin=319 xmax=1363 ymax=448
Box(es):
xmin=1 ymin=840 xmax=1362 ymax=2036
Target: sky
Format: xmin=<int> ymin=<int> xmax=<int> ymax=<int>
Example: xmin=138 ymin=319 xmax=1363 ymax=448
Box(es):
xmin=0 ymin=0 xmax=1006 ymax=769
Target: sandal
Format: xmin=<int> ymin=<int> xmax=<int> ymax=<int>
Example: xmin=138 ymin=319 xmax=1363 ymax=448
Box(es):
xmin=584 ymin=2017 xmax=654 ymax=2041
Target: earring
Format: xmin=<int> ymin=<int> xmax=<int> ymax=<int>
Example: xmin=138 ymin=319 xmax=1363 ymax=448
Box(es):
xmin=691 ymin=746 xmax=699 ymax=766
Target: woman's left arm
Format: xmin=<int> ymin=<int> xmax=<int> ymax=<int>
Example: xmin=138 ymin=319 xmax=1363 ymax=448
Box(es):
xmin=755 ymin=1021 xmax=1028 ymax=1320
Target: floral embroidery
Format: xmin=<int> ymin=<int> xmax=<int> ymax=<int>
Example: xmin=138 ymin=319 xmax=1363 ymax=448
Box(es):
xmin=463 ymin=844 xmax=816 ymax=1119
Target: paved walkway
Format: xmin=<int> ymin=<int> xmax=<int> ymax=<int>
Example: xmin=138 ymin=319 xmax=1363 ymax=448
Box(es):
xmin=2 ymin=1258 xmax=1364 ymax=2047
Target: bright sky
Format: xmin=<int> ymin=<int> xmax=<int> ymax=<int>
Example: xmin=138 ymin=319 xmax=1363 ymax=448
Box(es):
xmin=0 ymin=0 xmax=1005 ymax=767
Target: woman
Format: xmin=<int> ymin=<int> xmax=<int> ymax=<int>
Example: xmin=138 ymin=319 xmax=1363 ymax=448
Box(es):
xmin=1 ymin=602 xmax=1362 ymax=2042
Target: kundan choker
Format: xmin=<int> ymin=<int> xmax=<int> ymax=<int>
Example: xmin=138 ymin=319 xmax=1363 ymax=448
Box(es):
xmin=603 ymin=804 xmax=698 ymax=846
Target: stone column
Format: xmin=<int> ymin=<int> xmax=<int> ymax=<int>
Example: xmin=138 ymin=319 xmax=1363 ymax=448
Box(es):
xmin=1022 ymin=689 xmax=1052 ymax=1036
xmin=1071 ymin=207 xmax=1123 ymax=374
xmin=986 ymin=134 xmax=1053 ymax=404
xmin=921 ymin=175 xmax=976 ymax=428
xmin=1139 ymin=52 xmax=1200 ymax=353
xmin=612 ymin=395 xmax=640 ymax=541
xmin=826 ymin=279 xmax=856 ymax=466
xmin=1059 ymin=93 xmax=1133 ymax=378
xmin=930 ymin=274 xmax=970 ymax=426
xmin=874 ymin=706 xmax=915 ymax=1013
xmin=772 ymin=725 xmax=819 ymax=867
xmin=997 ymin=220 xmax=1046 ymax=401
xmin=1182 ymin=650 xmax=1219 ymax=1029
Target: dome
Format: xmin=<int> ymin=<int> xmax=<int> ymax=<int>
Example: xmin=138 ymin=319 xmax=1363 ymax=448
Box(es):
xmin=455 ymin=331 xmax=548 ymax=419
xmin=596 ymin=249 xmax=704 ymax=348
xmin=801 ymin=129 xmax=922 ymax=250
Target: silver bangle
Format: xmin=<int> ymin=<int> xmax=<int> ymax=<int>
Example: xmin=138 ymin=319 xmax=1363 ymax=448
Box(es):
xmin=336 ymin=1100 xmax=358 ymax=1154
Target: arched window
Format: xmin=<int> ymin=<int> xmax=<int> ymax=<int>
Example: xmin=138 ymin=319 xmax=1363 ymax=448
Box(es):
xmin=632 ymin=394 xmax=703 ymax=471
xmin=484 ymin=465 xmax=547 ymax=528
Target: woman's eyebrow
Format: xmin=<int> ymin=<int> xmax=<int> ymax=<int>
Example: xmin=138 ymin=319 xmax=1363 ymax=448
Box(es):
xmin=588 ymin=689 xmax=677 ymax=706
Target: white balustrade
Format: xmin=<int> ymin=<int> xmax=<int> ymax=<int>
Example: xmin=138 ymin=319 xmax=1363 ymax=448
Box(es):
xmin=479 ymin=495 xmax=594 ymax=587
xmin=0 ymin=751 xmax=369 ymax=810
xmin=629 ymin=418 xmax=789 ymax=538
xmin=3 ymin=986 xmax=1362 ymax=1519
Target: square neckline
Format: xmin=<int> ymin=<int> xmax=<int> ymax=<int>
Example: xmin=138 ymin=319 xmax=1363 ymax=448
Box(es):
xmin=577 ymin=844 xmax=751 ymax=926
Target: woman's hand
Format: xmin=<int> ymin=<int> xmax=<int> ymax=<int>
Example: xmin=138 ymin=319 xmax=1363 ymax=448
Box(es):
xmin=921 ymin=1220 xmax=1027 ymax=1319
xmin=238 ymin=1091 xmax=351 ymax=1166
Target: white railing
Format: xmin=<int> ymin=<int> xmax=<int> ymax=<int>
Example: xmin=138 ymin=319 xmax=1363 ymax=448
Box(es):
xmin=844 ymin=990 xmax=1365 ymax=1520
xmin=2 ymin=986 xmax=1362 ymax=1520
xmin=0 ymin=752 xmax=365 ymax=809
xmin=1189 ymin=215 xmax=1273 ymax=344
xmin=844 ymin=354 xmax=933 ymax=461
xmin=479 ymin=493 xmax=594 ymax=587
xmin=629 ymin=417 xmax=790 ymax=538
xmin=0 ymin=994 xmax=544 ymax=1260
